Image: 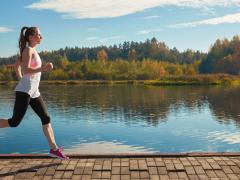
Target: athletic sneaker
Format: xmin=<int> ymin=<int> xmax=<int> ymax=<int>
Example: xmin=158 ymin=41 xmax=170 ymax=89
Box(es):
xmin=49 ymin=147 xmax=69 ymax=160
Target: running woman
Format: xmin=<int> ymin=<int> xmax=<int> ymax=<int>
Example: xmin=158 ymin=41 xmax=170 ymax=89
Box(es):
xmin=0 ymin=26 xmax=69 ymax=160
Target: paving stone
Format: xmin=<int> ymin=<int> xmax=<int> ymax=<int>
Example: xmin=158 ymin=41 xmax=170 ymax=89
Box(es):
xmin=140 ymin=171 xmax=150 ymax=178
xmin=150 ymin=175 xmax=160 ymax=180
xmin=53 ymin=170 xmax=64 ymax=178
xmin=62 ymin=171 xmax=73 ymax=179
xmin=221 ymin=165 xmax=233 ymax=174
xmin=177 ymin=171 xmax=187 ymax=178
xmin=102 ymin=171 xmax=111 ymax=178
xmin=36 ymin=167 xmax=47 ymax=176
xmin=210 ymin=163 xmax=222 ymax=170
xmin=81 ymin=174 xmax=91 ymax=180
xmin=147 ymin=160 xmax=156 ymax=167
xmin=205 ymin=170 xmax=218 ymax=178
xmin=165 ymin=163 xmax=175 ymax=171
xmin=66 ymin=164 xmax=76 ymax=170
xmin=194 ymin=166 xmax=205 ymax=174
xmin=121 ymin=161 xmax=129 ymax=167
xmin=191 ymin=160 xmax=201 ymax=166
xmin=129 ymin=160 xmax=138 ymax=170
xmin=174 ymin=163 xmax=185 ymax=170
xmin=188 ymin=174 xmax=200 ymax=180
xmin=73 ymin=167 xmax=84 ymax=175
xmin=159 ymin=175 xmax=170 ymax=180
xmin=185 ymin=166 xmax=196 ymax=175
xmin=227 ymin=173 xmax=239 ymax=180
xmin=130 ymin=171 xmax=140 ymax=179
xmin=41 ymin=175 xmax=53 ymax=180
xmin=83 ymin=167 xmax=93 ymax=175
xmin=112 ymin=161 xmax=121 ymax=167
xmin=181 ymin=160 xmax=191 ymax=166
xmin=214 ymin=170 xmax=228 ymax=178
xmin=231 ymin=166 xmax=240 ymax=174
xmin=138 ymin=160 xmax=148 ymax=170
xmin=1 ymin=154 xmax=240 ymax=179
xmin=45 ymin=167 xmax=55 ymax=176
xmin=103 ymin=161 xmax=112 ymax=170
xmin=226 ymin=160 xmax=236 ymax=166
xmin=111 ymin=174 xmax=120 ymax=180
xmin=121 ymin=167 xmax=130 ymax=175
xmin=120 ymin=174 xmax=130 ymax=180
xmin=200 ymin=162 xmax=212 ymax=170
xmin=92 ymin=171 xmax=102 ymax=178
xmin=168 ymin=171 xmax=178 ymax=178
xmin=93 ymin=164 xmax=102 ymax=170
xmin=112 ymin=167 xmax=121 ymax=175
xmin=197 ymin=174 xmax=209 ymax=179
xmin=157 ymin=167 xmax=167 ymax=175
xmin=148 ymin=166 xmax=158 ymax=175
xmin=71 ymin=175 xmax=82 ymax=180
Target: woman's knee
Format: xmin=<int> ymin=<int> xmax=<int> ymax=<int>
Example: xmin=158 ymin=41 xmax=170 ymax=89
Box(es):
xmin=42 ymin=115 xmax=51 ymax=125
xmin=8 ymin=117 xmax=22 ymax=127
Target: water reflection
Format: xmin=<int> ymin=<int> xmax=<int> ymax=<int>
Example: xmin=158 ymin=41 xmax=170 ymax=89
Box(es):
xmin=1 ymin=84 xmax=240 ymax=153
xmin=1 ymin=84 xmax=240 ymax=127
xmin=64 ymin=141 xmax=157 ymax=154
xmin=36 ymin=85 xmax=240 ymax=127
xmin=207 ymin=131 xmax=240 ymax=144
xmin=206 ymin=87 xmax=240 ymax=127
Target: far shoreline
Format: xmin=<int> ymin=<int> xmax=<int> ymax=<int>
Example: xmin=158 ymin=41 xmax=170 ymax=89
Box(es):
xmin=1 ymin=74 xmax=240 ymax=86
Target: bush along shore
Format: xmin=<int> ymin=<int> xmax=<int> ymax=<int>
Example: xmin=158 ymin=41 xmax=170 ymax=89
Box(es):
xmin=1 ymin=74 xmax=240 ymax=86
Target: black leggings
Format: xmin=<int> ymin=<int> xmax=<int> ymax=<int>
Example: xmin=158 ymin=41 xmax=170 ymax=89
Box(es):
xmin=8 ymin=91 xmax=51 ymax=127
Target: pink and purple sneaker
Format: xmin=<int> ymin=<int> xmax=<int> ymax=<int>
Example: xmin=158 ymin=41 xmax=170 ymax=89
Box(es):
xmin=49 ymin=147 xmax=69 ymax=160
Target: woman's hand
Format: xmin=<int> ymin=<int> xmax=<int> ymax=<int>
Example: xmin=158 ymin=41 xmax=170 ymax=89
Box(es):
xmin=43 ymin=62 xmax=53 ymax=72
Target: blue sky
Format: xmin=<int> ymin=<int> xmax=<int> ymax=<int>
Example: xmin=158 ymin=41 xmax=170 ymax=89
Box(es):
xmin=0 ymin=0 xmax=240 ymax=57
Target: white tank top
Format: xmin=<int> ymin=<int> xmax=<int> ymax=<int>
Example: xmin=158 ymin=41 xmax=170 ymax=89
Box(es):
xmin=15 ymin=47 xmax=42 ymax=98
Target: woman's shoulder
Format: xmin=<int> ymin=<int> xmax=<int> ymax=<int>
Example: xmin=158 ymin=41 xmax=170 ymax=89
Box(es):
xmin=22 ymin=46 xmax=34 ymax=55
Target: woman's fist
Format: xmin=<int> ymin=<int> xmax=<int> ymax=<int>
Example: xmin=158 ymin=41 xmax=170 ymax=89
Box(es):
xmin=43 ymin=62 xmax=53 ymax=72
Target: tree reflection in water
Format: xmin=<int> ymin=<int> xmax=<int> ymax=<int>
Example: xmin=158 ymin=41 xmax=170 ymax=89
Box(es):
xmin=24 ymin=84 xmax=240 ymax=128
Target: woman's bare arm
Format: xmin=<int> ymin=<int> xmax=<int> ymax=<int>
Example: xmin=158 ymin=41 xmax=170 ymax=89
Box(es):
xmin=15 ymin=57 xmax=22 ymax=80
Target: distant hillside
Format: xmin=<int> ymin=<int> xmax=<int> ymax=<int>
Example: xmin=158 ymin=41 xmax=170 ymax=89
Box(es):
xmin=1 ymin=35 xmax=240 ymax=76
xmin=0 ymin=37 xmax=206 ymax=65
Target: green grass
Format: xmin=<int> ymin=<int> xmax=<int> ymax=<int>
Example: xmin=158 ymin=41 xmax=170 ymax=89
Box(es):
xmin=1 ymin=74 xmax=240 ymax=86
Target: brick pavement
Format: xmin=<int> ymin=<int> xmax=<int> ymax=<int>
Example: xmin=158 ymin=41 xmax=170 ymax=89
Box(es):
xmin=0 ymin=153 xmax=240 ymax=179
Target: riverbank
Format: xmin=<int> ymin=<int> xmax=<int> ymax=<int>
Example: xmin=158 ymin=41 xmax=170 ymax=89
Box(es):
xmin=0 ymin=152 xmax=240 ymax=179
xmin=1 ymin=74 xmax=240 ymax=86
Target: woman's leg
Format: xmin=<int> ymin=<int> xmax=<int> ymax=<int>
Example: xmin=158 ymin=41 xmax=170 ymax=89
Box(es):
xmin=29 ymin=96 xmax=58 ymax=150
xmin=42 ymin=123 xmax=58 ymax=150
xmin=1 ymin=91 xmax=30 ymax=128
xmin=0 ymin=119 xmax=10 ymax=128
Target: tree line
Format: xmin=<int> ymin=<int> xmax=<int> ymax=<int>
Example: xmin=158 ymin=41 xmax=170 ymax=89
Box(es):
xmin=0 ymin=35 xmax=239 ymax=81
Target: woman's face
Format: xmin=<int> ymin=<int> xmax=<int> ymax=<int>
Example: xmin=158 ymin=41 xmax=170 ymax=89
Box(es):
xmin=29 ymin=28 xmax=42 ymax=45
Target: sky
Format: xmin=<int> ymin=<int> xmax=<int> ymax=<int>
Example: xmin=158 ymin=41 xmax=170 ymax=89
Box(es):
xmin=0 ymin=0 xmax=240 ymax=57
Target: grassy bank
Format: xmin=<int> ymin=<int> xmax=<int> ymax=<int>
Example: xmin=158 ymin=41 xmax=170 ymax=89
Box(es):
xmin=1 ymin=74 xmax=240 ymax=86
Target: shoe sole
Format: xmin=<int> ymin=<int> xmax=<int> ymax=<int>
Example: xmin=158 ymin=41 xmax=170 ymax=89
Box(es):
xmin=49 ymin=153 xmax=69 ymax=160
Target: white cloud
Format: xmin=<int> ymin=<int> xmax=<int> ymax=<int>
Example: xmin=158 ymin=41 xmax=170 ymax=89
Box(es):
xmin=0 ymin=27 xmax=12 ymax=33
xmin=144 ymin=15 xmax=160 ymax=20
xmin=99 ymin=35 xmax=124 ymax=43
xmin=86 ymin=36 xmax=98 ymax=40
xmin=199 ymin=6 xmax=216 ymax=16
xmin=208 ymin=131 xmax=240 ymax=144
xmin=27 ymin=0 xmax=240 ymax=19
xmin=169 ymin=12 xmax=240 ymax=28
xmin=137 ymin=28 xmax=161 ymax=35
xmin=64 ymin=141 xmax=157 ymax=154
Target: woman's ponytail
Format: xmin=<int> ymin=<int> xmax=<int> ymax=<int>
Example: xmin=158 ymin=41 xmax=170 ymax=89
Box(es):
xmin=18 ymin=26 xmax=28 ymax=61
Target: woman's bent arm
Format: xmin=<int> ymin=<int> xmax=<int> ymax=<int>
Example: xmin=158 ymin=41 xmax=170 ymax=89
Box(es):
xmin=15 ymin=57 xmax=22 ymax=80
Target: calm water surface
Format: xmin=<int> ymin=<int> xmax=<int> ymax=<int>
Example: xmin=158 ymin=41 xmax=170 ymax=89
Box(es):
xmin=0 ymin=84 xmax=240 ymax=154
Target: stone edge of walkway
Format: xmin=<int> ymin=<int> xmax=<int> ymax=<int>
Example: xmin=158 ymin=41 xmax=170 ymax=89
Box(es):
xmin=0 ymin=152 xmax=240 ymax=159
